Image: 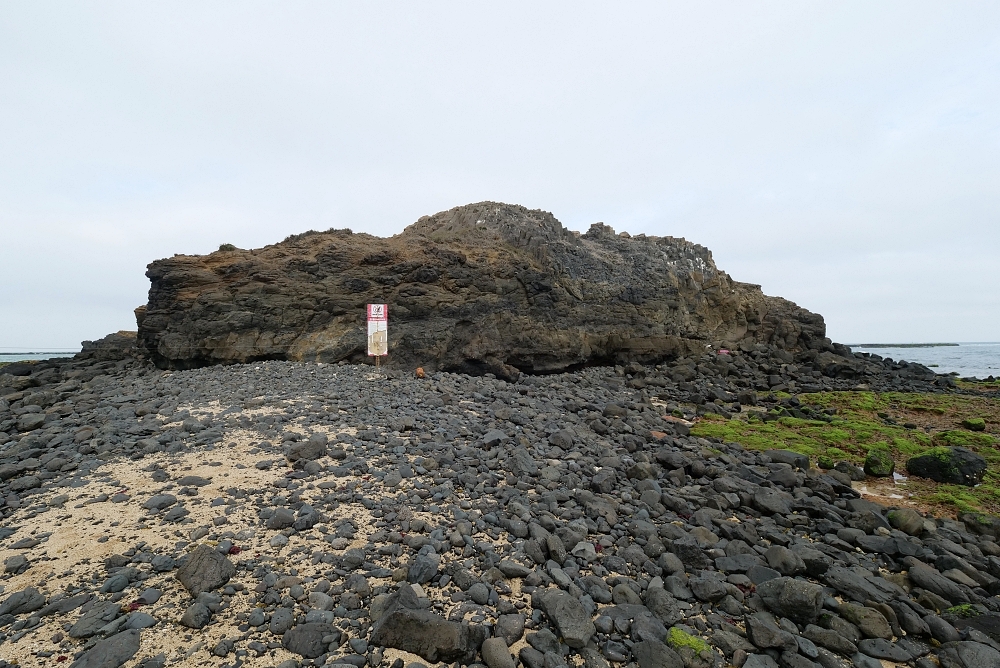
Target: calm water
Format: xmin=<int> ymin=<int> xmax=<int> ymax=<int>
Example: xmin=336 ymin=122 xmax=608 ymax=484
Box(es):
xmin=0 ymin=351 xmax=78 ymax=364
xmin=850 ymin=342 xmax=1000 ymax=380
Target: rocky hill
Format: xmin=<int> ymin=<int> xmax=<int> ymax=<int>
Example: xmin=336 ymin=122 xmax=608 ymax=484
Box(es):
xmin=137 ymin=202 xmax=827 ymax=377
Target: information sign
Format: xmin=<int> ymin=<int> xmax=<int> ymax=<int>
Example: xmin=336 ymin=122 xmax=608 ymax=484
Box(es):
xmin=367 ymin=304 xmax=388 ymax=357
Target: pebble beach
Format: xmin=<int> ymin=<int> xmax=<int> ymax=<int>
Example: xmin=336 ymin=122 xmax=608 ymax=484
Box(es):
xmin=1 ymin=353 xmax=1000 ymax=668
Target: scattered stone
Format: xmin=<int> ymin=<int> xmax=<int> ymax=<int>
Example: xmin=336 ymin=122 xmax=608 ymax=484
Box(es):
xmin=755 ymin=577 xmax=825 ymax=624
xmin=536 ymin=589 xmax=597 ymax=648
xmin=481 ymin=637 xmax=516 ymax=668
xmin=175 ymin=544 xmax=235 ymax=595
xmin=69 ymin=629 xmax=141 ymax=668
xmin=281 ymin=623 xmax=331 ymax=658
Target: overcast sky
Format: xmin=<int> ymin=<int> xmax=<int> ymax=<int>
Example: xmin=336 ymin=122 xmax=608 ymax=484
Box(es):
xmin=2 ymin=3 xmax=998 ymax=350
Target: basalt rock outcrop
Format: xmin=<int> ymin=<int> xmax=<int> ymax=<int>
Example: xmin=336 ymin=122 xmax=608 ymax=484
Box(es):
xmin=137 ymin=202 xmax=830 ymax=376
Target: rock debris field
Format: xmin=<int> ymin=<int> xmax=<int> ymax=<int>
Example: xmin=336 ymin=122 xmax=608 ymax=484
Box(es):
xmin=3 ymin=352 xmax=1000 ymax=668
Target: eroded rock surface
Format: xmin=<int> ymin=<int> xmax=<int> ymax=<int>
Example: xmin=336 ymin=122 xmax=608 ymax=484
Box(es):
xmin=137 ymin=202 xmax=829 ymax=377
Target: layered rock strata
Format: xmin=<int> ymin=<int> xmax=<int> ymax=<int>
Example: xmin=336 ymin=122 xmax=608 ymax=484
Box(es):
xmin=137 ymin=202 xmax=828 ymax=377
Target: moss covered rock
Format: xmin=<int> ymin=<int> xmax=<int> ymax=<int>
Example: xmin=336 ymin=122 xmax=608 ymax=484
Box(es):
xmin=863 ymin=448 xmax=895 ymax=477
xmin=962 ymin=417 xmax=986 ymax=432
xmin=906 ymin=446 xmax=987 ymax=486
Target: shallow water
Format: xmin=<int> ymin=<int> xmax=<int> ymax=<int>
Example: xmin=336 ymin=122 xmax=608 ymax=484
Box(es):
xmin=850 ymin=342 xmax=1000 ymax=380
xmin=0 ymin=351 xmax=78 ymax=363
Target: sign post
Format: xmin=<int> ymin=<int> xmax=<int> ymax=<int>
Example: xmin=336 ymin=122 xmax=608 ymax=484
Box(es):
xmin=367 ymin=304 xmax=388 ymax=372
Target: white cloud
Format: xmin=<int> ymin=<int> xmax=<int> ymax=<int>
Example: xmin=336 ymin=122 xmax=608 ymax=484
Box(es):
xmin=1 ymin=2 xmax=998 ymax=348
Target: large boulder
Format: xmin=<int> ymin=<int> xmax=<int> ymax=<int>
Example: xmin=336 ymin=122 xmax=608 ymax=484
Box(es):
xmin=175 ymin=544 xmax=236 ymax=596
xmin=906 ymin=447 xmax=987 ymax=486
xmin=755 ymin=577 xmax=825 ymax=624
xmin=864 ymin=448 xmax=894 ymax=477
xmin=137 ymin=202 xmax=827 ymax=377
xmin=370 ymin=585 xmax=486 ymax=663
xmin=282 ymin=623 xmax=333 ymax=658
xmin=69 ymin=629 xmax=141 ymax=668
xmin=535 ymin=588 xmax=597 ymax=648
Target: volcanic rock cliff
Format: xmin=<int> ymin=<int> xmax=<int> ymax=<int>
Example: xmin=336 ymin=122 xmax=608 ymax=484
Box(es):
xmin=137 ymin=202 xmax=828 ymax=377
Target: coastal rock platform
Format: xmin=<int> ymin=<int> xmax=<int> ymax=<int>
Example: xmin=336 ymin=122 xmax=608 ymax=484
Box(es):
xmin=1 ymin=348 xmax=997 ymax=668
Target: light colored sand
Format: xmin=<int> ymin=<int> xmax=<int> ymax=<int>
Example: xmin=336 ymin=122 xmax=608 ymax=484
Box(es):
xmin=0 ymin=422 xmax=362 ymax=668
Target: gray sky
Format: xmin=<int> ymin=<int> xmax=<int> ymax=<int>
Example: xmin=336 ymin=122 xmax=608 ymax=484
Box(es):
xmin=2 ymin=2 xmax=998 ymax=350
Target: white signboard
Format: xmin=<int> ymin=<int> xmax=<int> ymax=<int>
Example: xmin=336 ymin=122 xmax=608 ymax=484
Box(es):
xmin=367 ymin=303 xmax=388 ymax=357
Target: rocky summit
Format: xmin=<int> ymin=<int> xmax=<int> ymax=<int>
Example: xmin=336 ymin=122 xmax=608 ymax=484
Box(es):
xmin=137 ymin=202 xmax=827 ymax=377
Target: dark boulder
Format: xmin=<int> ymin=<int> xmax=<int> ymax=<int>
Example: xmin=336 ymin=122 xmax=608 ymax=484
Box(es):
xmin=69 ymin=629 xmax=141 ymax=668
xmin=906 ymin=448 xmax=987 ymax=486
xmin=370 ymin=584 xmax=486 ymax=663
xmin=282 ymin=623 xmax=332 ymax=658
xmin=755 ymin=576 xmax=825 ymax=624
xmin=864 ymin=448 xmax=894 ymax=477
xmin=175 ymin=544 xmax=236 ymax=596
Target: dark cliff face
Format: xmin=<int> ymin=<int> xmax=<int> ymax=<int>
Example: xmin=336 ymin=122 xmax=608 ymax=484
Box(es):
xmin=137 ymin=202 xmax=828 ymax=377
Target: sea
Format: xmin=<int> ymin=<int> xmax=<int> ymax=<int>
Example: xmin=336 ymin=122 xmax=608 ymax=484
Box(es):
xmin=848 ymin=342 xmax=1000 ymax=380
xmin=0 ymin=351 xmax=78 ymax=364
